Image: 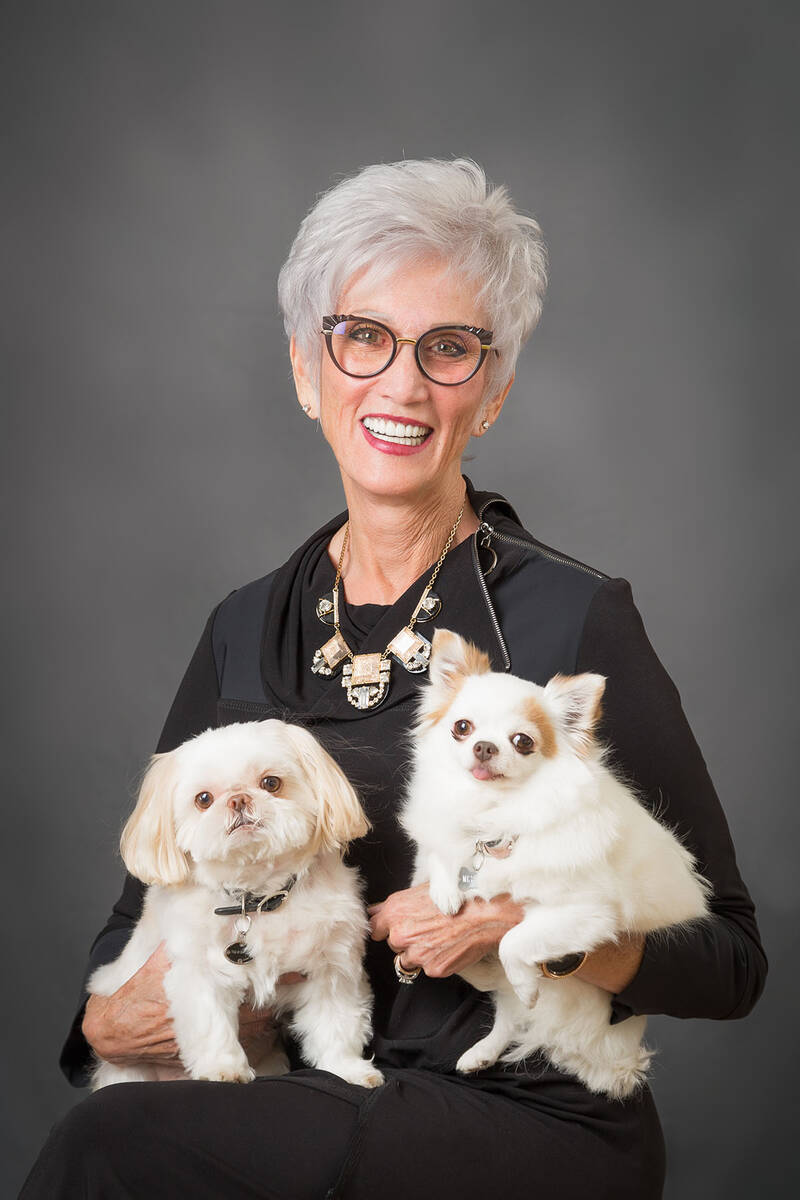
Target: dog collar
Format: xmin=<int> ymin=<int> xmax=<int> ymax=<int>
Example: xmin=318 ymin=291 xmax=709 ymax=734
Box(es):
xmin=213 ymin=874 xmax=298 ymax=916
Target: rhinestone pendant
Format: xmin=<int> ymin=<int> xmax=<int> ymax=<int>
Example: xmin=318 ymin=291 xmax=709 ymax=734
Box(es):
xmin=415 ymin=591 xmax=441 ymax=621
xmin=387 ymin=627 xmax=432 ymax=674
xmin=311 ymin=630 xmax=352 ymax=676
xmin=342 ymin=654 xmax=391 ymax=709
xmin=315 ymin=594 xmax=336 ymax=625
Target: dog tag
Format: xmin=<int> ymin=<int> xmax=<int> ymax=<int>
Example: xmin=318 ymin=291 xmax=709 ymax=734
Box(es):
xmin=458 ymin=866 xmax=476 ymax=891
xmin=225 ymin=941 xmax=253 ymax=965
xmin=225 ymin=914 xmax=253 ymax=964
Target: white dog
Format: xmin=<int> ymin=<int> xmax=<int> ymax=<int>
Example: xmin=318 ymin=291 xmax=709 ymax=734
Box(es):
xmin=401 ymin=630 xmax=710 ymax=1098
xmin=90 ymin=720 xmax=383 ymax=1090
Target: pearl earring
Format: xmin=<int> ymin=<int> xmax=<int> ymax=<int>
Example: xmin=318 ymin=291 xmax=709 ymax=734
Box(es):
xmin=480 ymin=420 xmax=490 ymax=431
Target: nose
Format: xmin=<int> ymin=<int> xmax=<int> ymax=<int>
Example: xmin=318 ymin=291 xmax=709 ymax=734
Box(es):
xmin=227 ymin=794 xmax=248 ymax=812
xmin=473 ymin=741 xmax=499 ymax=762
xmin=380 ymin=340 xmax=430 ymax=400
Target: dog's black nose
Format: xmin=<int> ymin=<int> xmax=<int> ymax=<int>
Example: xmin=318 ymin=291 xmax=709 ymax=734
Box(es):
xmin=227 ymin=794 xmax=248 ymax=812
xmin=473 ymin=741 xmax=499 ymax=762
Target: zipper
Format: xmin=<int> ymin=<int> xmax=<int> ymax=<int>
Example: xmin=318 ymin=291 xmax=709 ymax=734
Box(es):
xmin=471 ymin=500 xmax=606 ymax=673
xmin=476 ymin=499 xmax=606 ymax=582
xmin=471 ymin=524 xmax=511 ymax=671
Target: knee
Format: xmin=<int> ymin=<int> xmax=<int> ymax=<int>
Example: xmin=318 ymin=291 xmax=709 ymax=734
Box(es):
xmin=21 ymin=1086 xmax=138 ymax=1197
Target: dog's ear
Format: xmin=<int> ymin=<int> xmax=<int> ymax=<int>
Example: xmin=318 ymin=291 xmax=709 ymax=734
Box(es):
xmin=428 ymin=629 xmax=491 ymax=690
xmin=285 ymin=723 xmax=370 ymax=854
xmin=543 ymin=673 xmax=606 ymax=756
xmin=120 ymin=750 xmax=190 ymax=886
xmin=417 ymin=629 xmax=491 ymax=728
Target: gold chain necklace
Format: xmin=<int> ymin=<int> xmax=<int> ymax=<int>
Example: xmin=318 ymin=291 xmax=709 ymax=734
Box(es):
xmin=311 ymin=502 xmax=464 ymax=709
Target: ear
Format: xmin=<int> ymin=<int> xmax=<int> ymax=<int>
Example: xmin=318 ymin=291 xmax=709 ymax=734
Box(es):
xmin=120 ymin=751 xmax=190 ymax=886
xmin=285 ymin=724 xmax=369 ymax=854
xmin=428 ymin=629 xmax=491 ymax=689
xmin=475 ymin=371 xmax=514 ymax=436
xmin=543 ymin=673 xmax=606 ymax=757
xmin=289 ymin=335 xmax=319 ymax=419
xmin=417 ymin=630 xmax=491 ymax=729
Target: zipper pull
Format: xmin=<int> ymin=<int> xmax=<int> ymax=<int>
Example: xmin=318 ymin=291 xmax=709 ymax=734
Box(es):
xmin=478 ymin=523 xmax=497 ymax=575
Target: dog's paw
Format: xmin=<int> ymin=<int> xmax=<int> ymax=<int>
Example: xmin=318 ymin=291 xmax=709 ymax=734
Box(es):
xmin=456 ymin=1042 xmax=501 ymax=1074
xmin=334 ymin=1059 xmax=385 ymax=1089
xmin=503 ymin=969 xmax=540 ymax=1009
xmin=428 ymin=882 xmax=464 ymax=916
xmin=191 ymin=1054 xmax=255 ymax=1084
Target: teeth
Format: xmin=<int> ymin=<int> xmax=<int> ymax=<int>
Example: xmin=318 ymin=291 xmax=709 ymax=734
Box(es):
xmin=362 ymin=417 xmax=430 ymax=444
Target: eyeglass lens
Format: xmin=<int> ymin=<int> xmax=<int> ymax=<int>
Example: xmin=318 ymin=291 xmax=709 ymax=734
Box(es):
xmin=328 ymin=318 xmax=484 ymax=384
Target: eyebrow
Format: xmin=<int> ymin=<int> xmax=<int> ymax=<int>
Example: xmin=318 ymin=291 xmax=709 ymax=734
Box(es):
xmin=345 ymin=311 xmax=475 ymax=327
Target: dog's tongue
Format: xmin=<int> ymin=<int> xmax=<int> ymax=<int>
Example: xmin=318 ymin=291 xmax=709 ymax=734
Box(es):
xmin=471 ymin=765 xmax=494 ymax=781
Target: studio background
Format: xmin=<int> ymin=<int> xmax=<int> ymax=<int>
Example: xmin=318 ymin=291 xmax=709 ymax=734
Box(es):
xmin=3 ymin=2 xmax=796 ymax=1196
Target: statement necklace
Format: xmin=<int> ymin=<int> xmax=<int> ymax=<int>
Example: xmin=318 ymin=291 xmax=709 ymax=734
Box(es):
xmin=311 ymin=503 xmax=464 ymax=710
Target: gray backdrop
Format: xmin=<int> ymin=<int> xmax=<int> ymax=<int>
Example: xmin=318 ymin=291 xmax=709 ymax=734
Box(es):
xmin=3 ymin=1 xmax=797 ymax=1196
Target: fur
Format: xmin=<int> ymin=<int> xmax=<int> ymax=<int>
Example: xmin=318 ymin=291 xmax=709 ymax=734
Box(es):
xmin=401 ymin=630 xmax=710 ymax=1098
xmin=90 ymin=720 xmax=383 ymax=1090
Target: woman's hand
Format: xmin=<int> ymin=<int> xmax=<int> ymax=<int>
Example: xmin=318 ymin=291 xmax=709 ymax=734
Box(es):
xmin=368 ymin=883 xmax=524 ymax=978
xmin=83 ymin=944 xmax=181 ymax=1066
xmin=368 ymin=885 xmax=646 ymax=994
xmin=82 ymin=942 xmax=304 ymax=1067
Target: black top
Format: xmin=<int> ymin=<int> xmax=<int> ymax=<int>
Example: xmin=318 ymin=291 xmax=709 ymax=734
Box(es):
xmin=61 ymin=480 xmax=767 ymax=1087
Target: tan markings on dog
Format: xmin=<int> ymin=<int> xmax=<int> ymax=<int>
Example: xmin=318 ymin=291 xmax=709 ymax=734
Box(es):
xmin=523 ymin=697 xmax=557 ymax=758
xmin=462 ymin=641 xmax=491 ymax=677
xmin=418 ymin=677 xmax=465 ymax=729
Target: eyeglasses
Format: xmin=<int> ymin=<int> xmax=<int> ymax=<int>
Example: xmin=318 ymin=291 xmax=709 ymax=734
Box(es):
xmin=321 ymin=315 xmax=495 ymax=386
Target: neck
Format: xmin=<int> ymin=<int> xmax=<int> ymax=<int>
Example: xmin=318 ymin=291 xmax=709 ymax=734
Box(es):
xmin=332 ymin=471 xmax=479 ymax=606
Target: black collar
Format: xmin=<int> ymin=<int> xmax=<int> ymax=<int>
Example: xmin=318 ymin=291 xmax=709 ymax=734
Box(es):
xmin=213 ymin=874 xmax=297 ymax=916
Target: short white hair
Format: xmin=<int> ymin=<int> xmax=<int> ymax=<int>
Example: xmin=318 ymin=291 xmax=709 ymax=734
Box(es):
xmin=278 ymin=158 xmax=548 ymax=392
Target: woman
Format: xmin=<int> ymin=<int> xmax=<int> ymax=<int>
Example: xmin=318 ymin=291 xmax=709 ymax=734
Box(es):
xmin=23 ymin=159 xmax=766 ymax=1199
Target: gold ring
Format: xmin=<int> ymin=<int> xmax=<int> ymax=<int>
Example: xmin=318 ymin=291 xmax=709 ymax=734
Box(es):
xmin=394 ymin=953 xmax=421 ymax=985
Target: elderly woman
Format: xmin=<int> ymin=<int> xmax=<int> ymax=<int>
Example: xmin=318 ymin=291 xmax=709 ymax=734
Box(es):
xmin=23 ymin=159 xmax=765 ymax=1199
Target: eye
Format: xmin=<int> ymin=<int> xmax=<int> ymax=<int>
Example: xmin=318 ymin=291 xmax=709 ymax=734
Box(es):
xmin=426 ymin=333 xmax=468 ymax=359
xmin=260 ymin=775 xmax=282 ymax=793
xmin=511 ymin=732 xmax=535 ymax=755
xmin=194 ymin=791 xmax=214 ymax=810
xmin=452 ymin=719 xmax=474 ymax=740
xmin=348 ymin=321 xmax=389 ymax=347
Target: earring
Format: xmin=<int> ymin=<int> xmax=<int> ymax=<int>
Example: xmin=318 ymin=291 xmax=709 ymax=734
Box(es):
xmin=480 ymin=420 xmax=490 ymax=431
xmin=302 ymin=403 xmax=312 ymax=416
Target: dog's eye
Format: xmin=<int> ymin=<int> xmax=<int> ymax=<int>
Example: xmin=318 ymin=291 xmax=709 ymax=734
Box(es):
xmin=194 ymin=791 xmax=214 ymax=809
xmin=511 ymin=732 xmax=535 ymax=755
xmin=452 ymin=719 xmax=474 ymax=740
xmin=260 ymin=775 xmax=281 ymax=793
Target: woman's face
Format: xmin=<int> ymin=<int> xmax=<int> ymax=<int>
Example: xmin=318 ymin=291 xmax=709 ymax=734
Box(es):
xmin=291 ymin=257 xmax=512 ymax=505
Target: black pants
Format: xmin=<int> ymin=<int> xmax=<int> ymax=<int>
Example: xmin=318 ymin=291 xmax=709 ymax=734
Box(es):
xmin=20 ymin=1067 xmax=666 ymax=1199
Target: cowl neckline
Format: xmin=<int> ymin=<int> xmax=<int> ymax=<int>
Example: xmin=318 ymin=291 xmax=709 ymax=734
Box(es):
xmin=258 ymin=479 xmax=517 ymax=722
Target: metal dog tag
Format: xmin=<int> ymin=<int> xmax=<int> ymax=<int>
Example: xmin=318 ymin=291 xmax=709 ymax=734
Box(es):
xmin=225 ymin=914 xmax=253 ymax=964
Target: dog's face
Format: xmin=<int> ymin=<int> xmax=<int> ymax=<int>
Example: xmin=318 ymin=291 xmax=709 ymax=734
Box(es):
xmin=120 ymin=720 xmax=369 ymax=886
xmin=417 ymin=630 xmax=606 ymax=790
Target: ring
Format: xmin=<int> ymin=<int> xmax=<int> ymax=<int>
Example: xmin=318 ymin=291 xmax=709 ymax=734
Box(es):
xmin=394 ymin=953 xmax=421 ymax=985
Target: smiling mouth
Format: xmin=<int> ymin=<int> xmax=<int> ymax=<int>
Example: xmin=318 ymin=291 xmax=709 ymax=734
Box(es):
xmin=361 ymin=416 xmax=432 ymax=446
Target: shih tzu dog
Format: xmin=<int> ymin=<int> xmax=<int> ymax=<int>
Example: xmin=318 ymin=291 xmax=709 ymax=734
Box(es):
xmin=401 ymin=630 xmax=710 ymax=1098
xmin=90 ymin=720 xmax=383 ymax=1090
